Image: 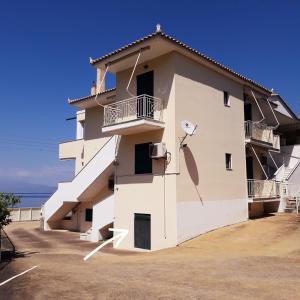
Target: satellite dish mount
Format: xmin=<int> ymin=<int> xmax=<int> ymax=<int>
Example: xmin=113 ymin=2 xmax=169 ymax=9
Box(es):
xmin=180 ymin=120 xmax=197 ymax=147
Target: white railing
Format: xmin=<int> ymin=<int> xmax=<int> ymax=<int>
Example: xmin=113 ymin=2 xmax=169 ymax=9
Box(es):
xmin=273 ymin=134 xmax=280 ymax=150
xmin=103 ymin=94 xmax=163 ymax=126
xmin=244 ymin=121 xmax=280 ymax=149
xmin=247 ymin=179 xmax=281 ymax=199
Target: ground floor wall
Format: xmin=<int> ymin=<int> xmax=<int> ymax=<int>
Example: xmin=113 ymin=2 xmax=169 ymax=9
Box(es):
xmin=60 ymin=189 xmax=114 ymax=241
xmin=177 ymin=198 xmax=248 ymax=243
xmin=114 ymin=174 xmax=177 ymax=251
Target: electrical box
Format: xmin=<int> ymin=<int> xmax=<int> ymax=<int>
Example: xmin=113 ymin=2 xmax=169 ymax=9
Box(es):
xmin=149 ymin=143 xmax=167 ymax=159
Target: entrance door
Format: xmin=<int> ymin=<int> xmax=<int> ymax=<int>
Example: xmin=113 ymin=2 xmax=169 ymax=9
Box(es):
xmin=134 ymin=213 xmax=151 ymax=250
xmin=136 ymin=71 xmax=154 ymax=118
xmin=246 ymin=156 xmax=254 ymax=179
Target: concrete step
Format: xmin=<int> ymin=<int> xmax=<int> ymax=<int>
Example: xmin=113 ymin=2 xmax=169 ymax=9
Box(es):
xmin=80 ymin=230 xmax=92 ymax=241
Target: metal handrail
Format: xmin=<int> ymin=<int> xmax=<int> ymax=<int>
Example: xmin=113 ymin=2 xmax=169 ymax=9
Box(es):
xmin=103 ymin=94 xmax=163 ymax=126
xmin=244 ymin=121 xmax=280 ymax=149
xmin=247 ymin=179 xmax=281 ymax=199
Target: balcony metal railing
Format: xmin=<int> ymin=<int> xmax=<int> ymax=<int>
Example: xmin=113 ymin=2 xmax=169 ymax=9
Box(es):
xmin=244 ymin=121 xmax=280 ymax=149
xmin=273 ymin=134 xmax=280 ymax=150
xmin=103 ymin=94 xmax=163 ymax=126
xmin=247 ymin=179 xmax=281 ymax=199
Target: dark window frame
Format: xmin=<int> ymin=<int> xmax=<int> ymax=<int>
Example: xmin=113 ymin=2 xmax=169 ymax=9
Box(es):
xmin=225 ymin=153 xmax=232 ymax=170
xmin=135 ymin=143 xmax=153 ymax=175
xmin=224 ymin=91 xmax=230 ymax=107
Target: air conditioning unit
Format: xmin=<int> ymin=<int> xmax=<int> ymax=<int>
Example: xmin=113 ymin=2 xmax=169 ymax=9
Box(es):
xmin=149 ymin=143 xmax=167 ymax=159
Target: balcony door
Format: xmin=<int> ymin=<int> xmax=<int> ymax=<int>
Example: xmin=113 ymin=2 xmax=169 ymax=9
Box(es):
xmin=246 ymin=156 xmax=254 ymax=179
xmin=246 ymin=156 xmax=254 ymax=197
xmin=244 ymin=103 xmax=252 ymax=121
xmin=136 ymin=71 xmax=154 ymax=119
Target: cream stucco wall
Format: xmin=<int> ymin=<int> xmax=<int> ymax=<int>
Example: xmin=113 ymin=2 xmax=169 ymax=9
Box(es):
xmin=59 ymin=106 xmax=112 ymax=175
xmin=173 ymin=53 xmax=249 ymax=241
xmin=174 ymin=52 xmax=248 ymax=201
xmin=113 ymin=53 xmax=178 ymax=250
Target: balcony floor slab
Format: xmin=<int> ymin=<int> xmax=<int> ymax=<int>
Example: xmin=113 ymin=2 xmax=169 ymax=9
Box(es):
xmin=102 ymin=119 xmax=165 ymax=135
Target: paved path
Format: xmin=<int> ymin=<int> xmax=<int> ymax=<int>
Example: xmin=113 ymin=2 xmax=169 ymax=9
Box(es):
xmin=1 ymin=214 xmax=300 ymax=299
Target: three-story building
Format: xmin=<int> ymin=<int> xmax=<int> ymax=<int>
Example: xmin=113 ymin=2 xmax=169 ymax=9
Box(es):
xmin=43 ymin=26 xmax=299 ymax=251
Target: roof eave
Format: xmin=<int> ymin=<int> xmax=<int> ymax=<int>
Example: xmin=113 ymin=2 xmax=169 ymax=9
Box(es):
xmin=89 ymin=31 xmax=271 ymax=95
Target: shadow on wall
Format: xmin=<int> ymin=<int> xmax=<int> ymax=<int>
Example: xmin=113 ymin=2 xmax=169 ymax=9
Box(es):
xmin=183 ymin=146 xmax=203 ymax=204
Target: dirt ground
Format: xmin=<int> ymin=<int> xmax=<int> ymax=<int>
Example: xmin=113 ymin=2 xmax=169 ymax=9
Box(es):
xmin=1 ymin=214 xmax=300 ymax=300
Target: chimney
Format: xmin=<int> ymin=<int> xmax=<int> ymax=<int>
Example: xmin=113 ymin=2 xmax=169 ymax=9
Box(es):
xmin=96 ymin=68 xmax=106 ymax=93
xmin=91 ymin=81 xmax=96 ymax=95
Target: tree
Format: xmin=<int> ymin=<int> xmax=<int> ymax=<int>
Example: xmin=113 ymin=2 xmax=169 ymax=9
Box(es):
xmin=0 ymin=193 xmax=20 ymax=229
xmin=0 ymin=193 xmax=20 ymax=262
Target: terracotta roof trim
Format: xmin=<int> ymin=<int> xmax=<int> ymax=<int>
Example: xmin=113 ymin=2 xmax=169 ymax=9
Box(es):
xmin=68 ymin=88 xmax=116 ymax=104
xmin=90 ymin=31 xmax=271 ymax=93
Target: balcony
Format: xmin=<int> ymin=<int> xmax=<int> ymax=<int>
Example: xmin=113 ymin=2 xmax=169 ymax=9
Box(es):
xmin=247 ymin=179 xmax=281 ymax=200
xmin=244 ymin=121 xmax=280 ymax=150
xmin=59 ymin=139 xmax=84 ymax=160
xmin=102 ymin=94 xmax=164 ymax=135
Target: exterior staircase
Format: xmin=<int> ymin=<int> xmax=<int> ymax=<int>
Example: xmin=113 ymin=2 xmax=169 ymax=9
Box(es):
xmin=43 ymin=136 xmax=117 ymax=229
xmin=284 ymin=197 xmax=300 ymax=213
xmin=283 ymin=167 xmax=293 ymax=181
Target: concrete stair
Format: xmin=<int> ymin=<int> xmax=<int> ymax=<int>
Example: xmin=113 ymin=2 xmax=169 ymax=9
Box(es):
xmin=283 ymin=167 xmax=293 ymax=181
xmin=284 ymin=198 xmax=299 ymax=213
xmin=80 ymin=228 xmax=93 ymax=241
xmin=44 ymin=136 xmax=117 ymax=228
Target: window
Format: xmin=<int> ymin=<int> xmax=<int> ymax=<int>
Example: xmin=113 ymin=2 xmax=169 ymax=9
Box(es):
xmin=224 ymin=91 xmax=230 ymax=107
xmin=225 ymin=153 xmax=232 ymax=170
xmin=135 ymin=143 xmax=152 ymax=174
xmin=85 ymin=208 xmax=93 ymax=222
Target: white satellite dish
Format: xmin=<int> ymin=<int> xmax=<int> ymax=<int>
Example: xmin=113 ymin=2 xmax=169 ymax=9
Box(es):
xmin=181 ymin=120 xmax=196 ymax=136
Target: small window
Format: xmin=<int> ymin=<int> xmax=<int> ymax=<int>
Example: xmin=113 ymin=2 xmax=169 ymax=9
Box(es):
xmin=224 ymin=91 xmax=230 ymax=107
xmin=225 ymin=153 xmax=232 ymax=170
xmin=135 ymin=143 xmax=152 ymax=174
xmin=85 ymin=208 xmax=93 ymax=222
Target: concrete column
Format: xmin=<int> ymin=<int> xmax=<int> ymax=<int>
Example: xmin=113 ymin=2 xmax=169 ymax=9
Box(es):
xmin=96 ymin=68 xmax=105 ymax=93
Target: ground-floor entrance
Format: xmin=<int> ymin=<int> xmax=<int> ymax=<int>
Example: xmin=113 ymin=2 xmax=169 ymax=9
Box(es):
xmin=134 ymin=213 xmax=151 ymax=250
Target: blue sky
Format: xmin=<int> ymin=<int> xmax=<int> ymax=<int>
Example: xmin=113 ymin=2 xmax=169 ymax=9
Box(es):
xmin=0 ymin=0 xmax=299 ymax=188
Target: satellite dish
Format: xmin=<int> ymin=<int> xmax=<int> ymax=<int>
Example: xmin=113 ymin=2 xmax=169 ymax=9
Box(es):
xmin=181 ymin=120 xmax=196 ymax=136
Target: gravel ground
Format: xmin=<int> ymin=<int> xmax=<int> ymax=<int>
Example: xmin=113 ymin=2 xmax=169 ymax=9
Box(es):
xmin=1 ymin=213 xmax=300 ymax=300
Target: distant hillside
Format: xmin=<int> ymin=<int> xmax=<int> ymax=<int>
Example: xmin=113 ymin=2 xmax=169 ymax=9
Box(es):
xmin=0 ymin=179 xmax=56 ymax=193
xmin=0 ymin=179 xmax=56 ymax=208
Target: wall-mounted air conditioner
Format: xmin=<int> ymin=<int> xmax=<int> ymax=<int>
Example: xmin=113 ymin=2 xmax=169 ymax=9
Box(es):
xmin=149 ymin=143 xmax=167 ymax=159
